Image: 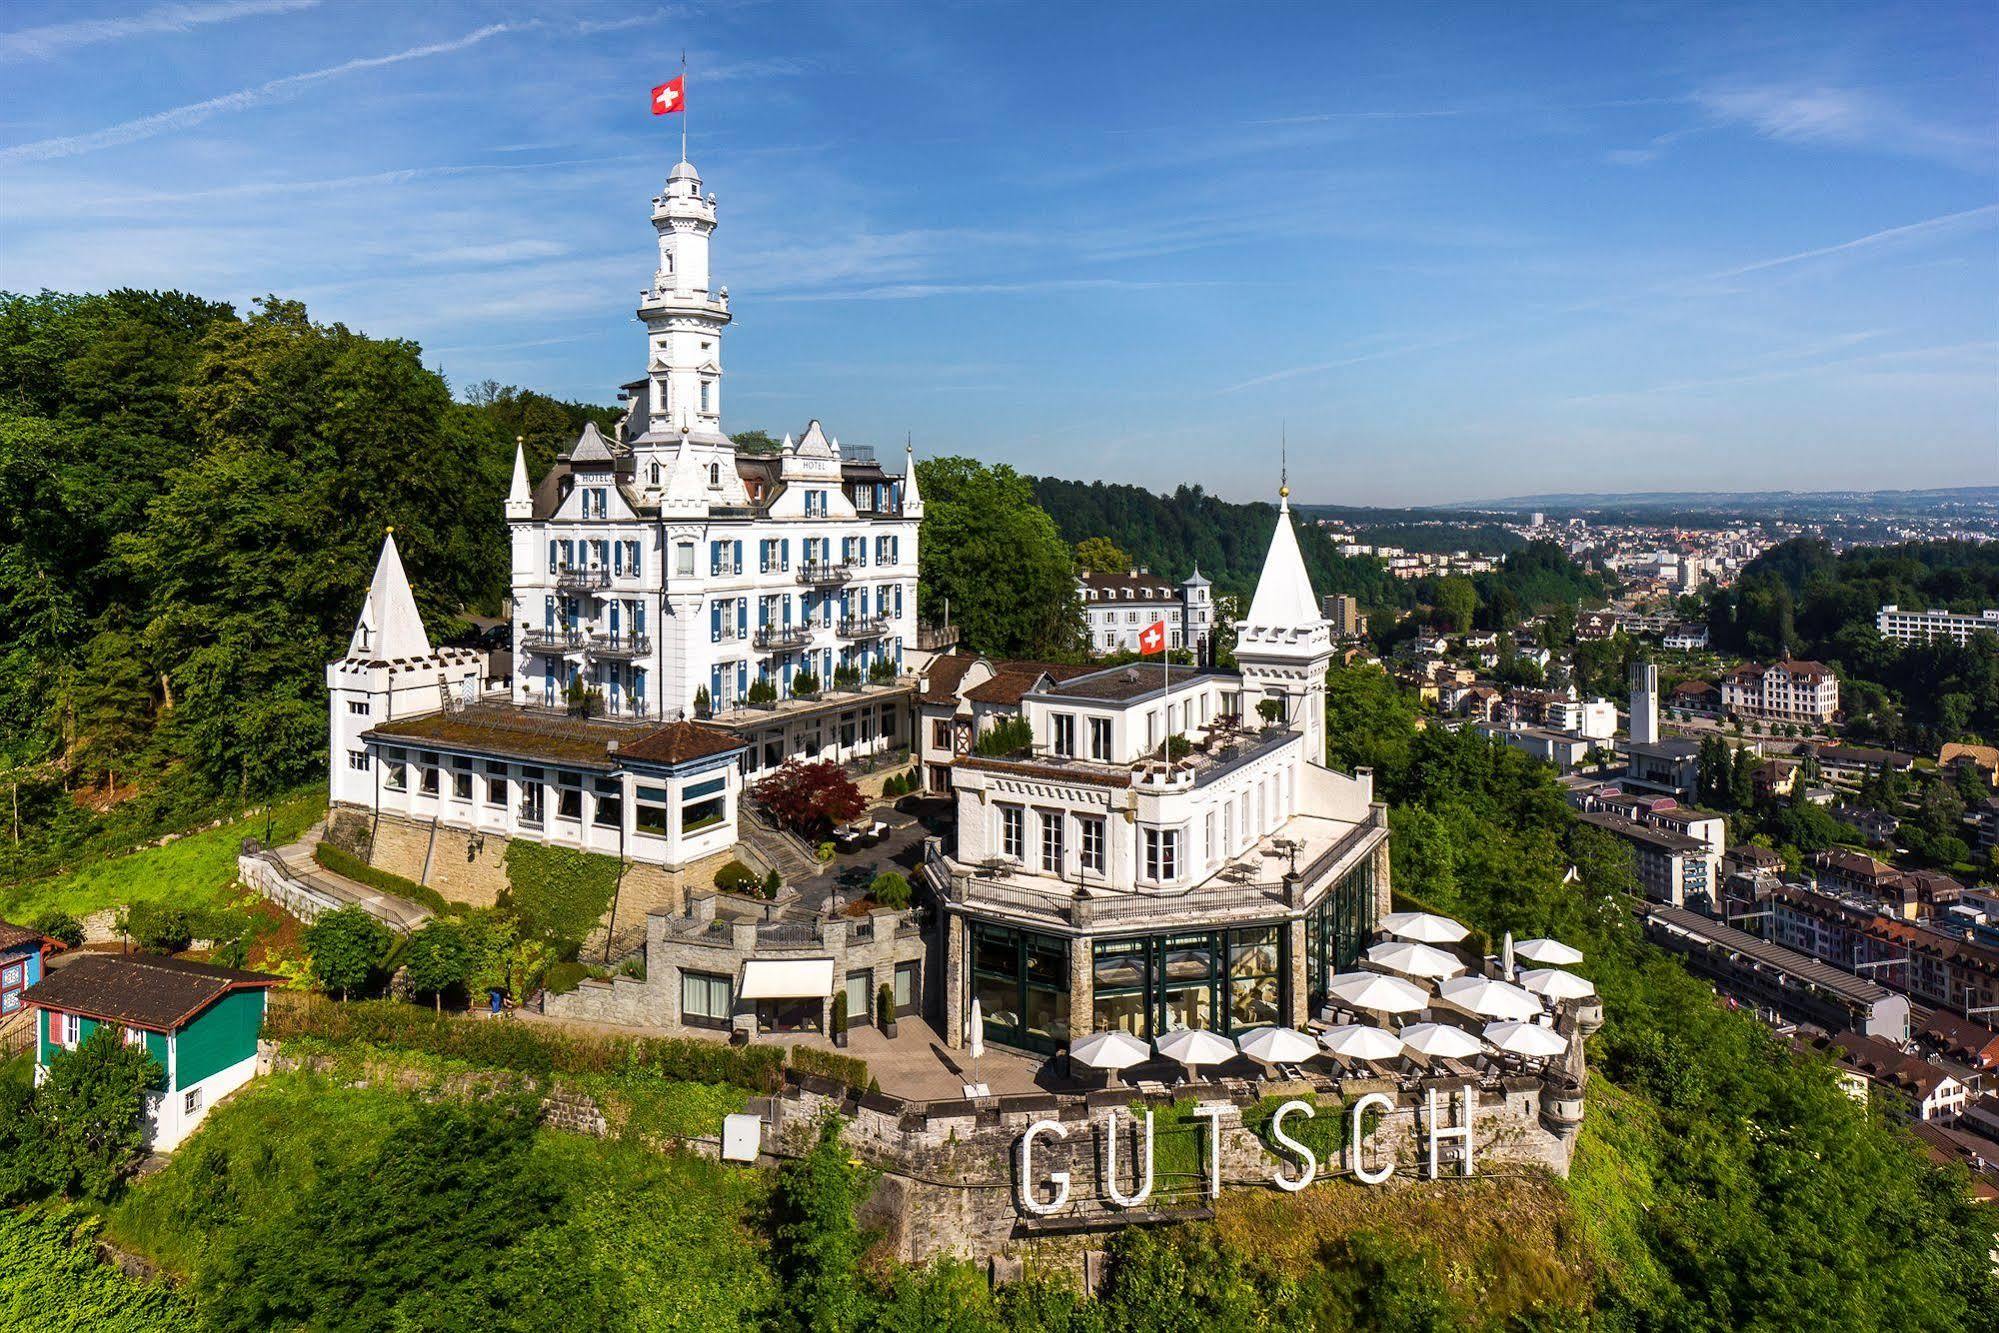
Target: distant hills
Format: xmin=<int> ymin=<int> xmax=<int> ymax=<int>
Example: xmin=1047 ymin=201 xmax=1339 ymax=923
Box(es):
xmin=1445 ymin=485 xmax=1998 ymax=517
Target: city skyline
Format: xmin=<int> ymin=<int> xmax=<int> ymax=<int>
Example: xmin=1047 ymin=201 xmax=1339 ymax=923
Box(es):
xmin=2 ymin=1 xmax=1995 ymax=504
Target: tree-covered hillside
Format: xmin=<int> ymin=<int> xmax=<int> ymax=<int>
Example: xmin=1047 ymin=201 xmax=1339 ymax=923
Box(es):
xmin=1708 ymin=539 xmax=1999 ymax=748
xmin=0 ymin=289 xmax=615 ymax=878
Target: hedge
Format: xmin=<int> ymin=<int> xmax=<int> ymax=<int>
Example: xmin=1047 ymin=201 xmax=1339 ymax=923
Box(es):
xmin=313 ymin=843 xmax=454 ymax=917
xmin=266 ymin=996 xmax=786 ymax=1091
xmin=788 ymin=1045 xmax=873 ymax=1092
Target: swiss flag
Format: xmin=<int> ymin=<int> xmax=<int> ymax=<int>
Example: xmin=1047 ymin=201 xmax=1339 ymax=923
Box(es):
xmin=651 ymin=76 xmax=685 ymax=115
xmin=1137 ymin=620 xmax=1167 ymax=655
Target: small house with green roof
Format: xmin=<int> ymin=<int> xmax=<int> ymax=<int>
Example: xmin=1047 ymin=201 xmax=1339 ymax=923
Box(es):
xmin=23 ymin=954 xmax=281 ymax=1151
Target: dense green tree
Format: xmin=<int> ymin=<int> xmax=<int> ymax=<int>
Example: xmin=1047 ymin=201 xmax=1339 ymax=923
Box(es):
xmin=1074 ymin=536 xmax=1131 ymax=575
xmin=1431 ymin=575 xmax=1479 ymax=633
xmin=304 ymin=905 xmax=392 ymax=999
xmin=401 ymin=920 xmax=472 ymax=1012
xmin=772 ymin=1117 xmax=868 ymax=1333
xmin=36 ymin=1025 xmax=165 ymax=1200
xmin=730 ymin=428 xmax=783 ymax=455
xmin=916 ymin=456 xmax=1083 ymax=659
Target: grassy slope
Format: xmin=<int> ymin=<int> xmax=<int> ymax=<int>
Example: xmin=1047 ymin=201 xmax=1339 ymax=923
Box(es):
xmin=106 ymin=1069 xmax=775 ymax=1330
xmin=0 ymin=1211 xmax=196 ymax=1333
xmin=0 ymin=787 xmax=323 ymax=922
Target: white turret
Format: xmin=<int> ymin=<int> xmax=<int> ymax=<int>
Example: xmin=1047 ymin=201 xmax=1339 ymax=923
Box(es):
xmin=326 ymin=530 xmax=481 ymax=811
xmin=636 ymin=157 xmax=731 ymax=447
xmin=505 ymin=437 xmax=532 ymax=520
xmin=1233 ymin=482 xmax=1335 ymax=764
xmin=903 ymin=442 xmax=924 ymax=519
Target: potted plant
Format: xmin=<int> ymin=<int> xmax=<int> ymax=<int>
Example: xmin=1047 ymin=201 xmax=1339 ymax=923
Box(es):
xmin=693 ymin=685 xmax=712 ymax=719
xmin=831 ymin=990 xmax=849 ymax=1048
xmin=792 ymin=669 xmax=821 ymax=698
xmin=878 ymin=982 xmax=897 ymax=1039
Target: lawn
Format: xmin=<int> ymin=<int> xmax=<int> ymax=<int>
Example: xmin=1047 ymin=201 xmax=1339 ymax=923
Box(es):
xmin=0 ymin=786 xmax=324 ymax=923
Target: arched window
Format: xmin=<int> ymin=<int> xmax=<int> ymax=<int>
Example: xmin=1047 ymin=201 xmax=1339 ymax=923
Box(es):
xmin=649 ymin=461 xmax=661 ymax=485
xmin=708 ymin=462 xmax=721 ymax=487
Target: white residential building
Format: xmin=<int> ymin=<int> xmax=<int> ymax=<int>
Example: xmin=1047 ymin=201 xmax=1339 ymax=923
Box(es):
xmin=1079 ymin=568 xmax=1213 ymax=656
xmin=1877 ymin=604 xmax=1999 ymax=647
xmin=1719 ymin=659 xmax=1840 ymax=726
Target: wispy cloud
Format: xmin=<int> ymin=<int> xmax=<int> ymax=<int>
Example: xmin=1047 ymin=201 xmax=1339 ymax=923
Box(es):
xmin=1614 ymin=82 xmax=1996 ymax=172
xmin=765 ymin=277 xmax=1223 ymax=302
xmin=413 ymin=240 xmax=570 ymax=268
xmin=0 ymin=0 xmax=315 ymax=62
xmin=1564 ymin=340 xmax=1998 ymax=402
xmin=1695 ymin=203 xmax=1999 ymax=283
xmin=0 ymin=22 xmax=524 ymax=162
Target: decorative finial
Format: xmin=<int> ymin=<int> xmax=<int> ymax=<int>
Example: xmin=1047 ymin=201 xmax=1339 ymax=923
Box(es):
xmin=1279 ymin=421 xmax=1290 ymax=500
xmin=516 ymin=434 xmax=524 ymax=446
xmin=386 ymin=524 xmax=395 ymax=534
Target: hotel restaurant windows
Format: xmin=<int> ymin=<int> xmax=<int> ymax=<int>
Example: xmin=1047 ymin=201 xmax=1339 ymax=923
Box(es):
xmin=1305 ymin=858 xmax=1376 ymax=1014
xmin=1090 ymin=927 xmax=1284 ymax=1038
xmin=970 ymin=923 xmax=1069 ymax=1054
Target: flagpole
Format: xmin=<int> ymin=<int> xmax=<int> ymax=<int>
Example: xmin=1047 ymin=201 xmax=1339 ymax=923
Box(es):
xmin=680 ymin=49 xmax=688 ymax=163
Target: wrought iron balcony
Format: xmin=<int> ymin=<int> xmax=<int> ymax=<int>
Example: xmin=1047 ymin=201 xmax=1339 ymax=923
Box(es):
xmin=796 ymin=561 xmax=852 ymax=586
xmin=837 ymin=615 xmax=891 ymax=639
xmin=588 ymin=634 xmax=652 ymax=659
xmin=754 ymin=624 xmax=811 ymax=650
xmin=554 ymin=566 xmax=612 ymax=591
xmin=520 ymin=629 xmax=588 ymax=653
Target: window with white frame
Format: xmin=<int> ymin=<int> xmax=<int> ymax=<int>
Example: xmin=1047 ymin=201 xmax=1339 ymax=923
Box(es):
xmin=184 ymin=1087 xmax=202 ymax=1115
xmin=1051 ymin=712 xmax=1075 ymax=757
xmin=1144 ymin=827 xmax=1179 ymax=882
xmin=347 ymin=750 xmax=369 ymax=772
xmin=1079 ymin=816 xmax=1105 ymax=874
xmin=383 ymin=759 xmax=406 ymax=791
xmin=1088 ymin=717 xmax=1111 ymax=761
xmin=681 ymin=970 xmax=732 ymax=1028
xmin=348 ymin=700 xmax=369 ymax=715
xmin=1000 ymin=805 xmax=1025 ymax=861
xmin=1040 ymin=811 xmax=1064 ymax=873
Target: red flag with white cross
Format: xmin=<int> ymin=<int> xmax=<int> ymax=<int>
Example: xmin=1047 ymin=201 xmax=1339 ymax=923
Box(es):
xmin=1138 ymin=620 xmax=1167 ymax=655
xmin=651 ymin=76 xmax=684 ymax=115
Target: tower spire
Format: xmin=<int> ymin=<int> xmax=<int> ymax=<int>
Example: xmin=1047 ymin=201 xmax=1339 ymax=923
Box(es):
xmin=1279 ymin=421 xmax=1289 ymax=513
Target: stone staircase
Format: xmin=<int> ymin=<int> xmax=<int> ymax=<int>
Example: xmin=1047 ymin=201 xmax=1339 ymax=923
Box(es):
xmin=741 ymin=807 xmax=821 ymax=883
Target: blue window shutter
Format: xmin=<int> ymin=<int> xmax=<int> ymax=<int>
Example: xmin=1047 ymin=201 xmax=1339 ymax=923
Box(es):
xmin=732 ymin=540 xmax=742 ymax=572
xmin=736 ymin=598 xmax=748 ymax=636
xmin=710 ymin=603 xmax=721 ymax=642
xmin=548 ymin=540 xmax=558 ymax=571
xmin=711 ymin=666 xmax=722 ymax=701
xmin=737 ymin=661 xmax=747 ymax=695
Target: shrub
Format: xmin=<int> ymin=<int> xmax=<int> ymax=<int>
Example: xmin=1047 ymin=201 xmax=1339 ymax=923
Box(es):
xmin=313 ymin=843 xmax=453 ymax=916
xmin=868 ymin=658 xmax=896 ymax=684
xmin=815 ymin=842 xmax=835 ymax=863
xmin=713 ymin=861 xmax=760 ymax=894
xmin=832 ymin=664 xmax=862 ymax=691
xmin=831 ymin=990 xmax=848 ymax=1038
xmin=787 ymin=1046 xmax=872 ymax=1091
xmin=117 ymin=901 xmax=192 ymax=954
xmin=1257 ymin=698 xmax=1285 ymax=725
xmin=868 ymin=872 xmax=911 ymax=909
xmin=972 ymin=716 xmax=1032 ymax=758
xmin=304 ymin=906 xmax=393 ymax=999
xmin=36 ymin=1026 xmax=167 ymax=1200
xmin=30 ymin=910 xmax=84 ymax=948
xmin=791 ymin=669 xmax=821 ymax=696
xmin=692 ymin=685 xmax=712 ymax=719
xmin=877 ymin=983 xmax=894 ymax=1025
xmin=264 ymin=995 xmax=786 ymax=1089
xmin=762 ymin=869 xmax=781 ymax=900
xmin=747 ymin=677 xmax=778 ymax=707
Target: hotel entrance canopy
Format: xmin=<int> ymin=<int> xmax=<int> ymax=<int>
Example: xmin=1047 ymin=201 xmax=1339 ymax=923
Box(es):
xmin=738 ymin=958 xmax=836 ymax=1000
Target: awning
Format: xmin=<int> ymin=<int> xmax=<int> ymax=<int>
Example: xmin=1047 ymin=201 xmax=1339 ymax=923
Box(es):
xmin=738 ymin=958 xmax=836 ymax=1000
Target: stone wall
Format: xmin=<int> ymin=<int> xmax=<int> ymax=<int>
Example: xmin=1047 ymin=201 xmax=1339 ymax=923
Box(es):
xmin=769 ymin=1063 xmax=1581 ymax=1266
xmin=360 ymin=812 xmax=512 ymax=907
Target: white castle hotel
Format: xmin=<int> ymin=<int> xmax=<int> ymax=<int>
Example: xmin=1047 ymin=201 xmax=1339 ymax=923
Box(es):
xmin=320 ymin=153 xmax=1390 ymax=1051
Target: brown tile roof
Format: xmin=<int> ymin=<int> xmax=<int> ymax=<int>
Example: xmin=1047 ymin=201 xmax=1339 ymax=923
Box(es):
xmin=964 ymin=661 xmax=1095 ymax=707
xmin=615 ymin=722 xmax=744 ymax=766
xmin=0 ymin=919 xmax=45 ymax=951
xmin=918 ymin=651 xmax=979 ymax=705
xmin=1776 ymin=658 xmax=1833 ymax=679
xmin=23 ymin=954 xmax=279 ymax=1032
xmin=1079 ymin=571 xmax=1179 ymax=597
xmin=1670 ymin=679 xmax=1717 ymax=698
xmin=1918 ymin=1009 xmax=1999 ymax=1069
xmin=1941 ymin=742 xmax=1999 ymax=772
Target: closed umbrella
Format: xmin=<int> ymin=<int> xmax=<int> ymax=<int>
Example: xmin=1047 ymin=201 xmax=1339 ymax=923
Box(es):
xmin=1515 ymin=938 xmax=1584 ymax=967
xmin=968 ymin=997 xmax=984 ymax=1062
xmin=1155 ymin=1028 xmax=1238 ymax=1083
xmin=1398 ymin=1022 xmax=1486 ymax=1060
xmin=1366 ymin=940 xmax=1466 ymax=981
xmin=1520 ymin=968 xmax=1595 ymax=1000
xmin=1236 ymin=1026 xmax=1319 ymax=1067
xmin=1325 ymin=971 xmax=1431 ymax=1016
xmin=1320 ymin=1024 xmax=1403 ymax=1061
xmin=1071 ymin=1030 xmax=1150 ymax=1086
xmin=1381 ymin=910 xmax=1469 ymax=945
xmin=1484 ymin=1020 xmax=1569 ymax=1059
xmin=1437 ymin=975 xmax=1541 ymax=1021
xmin=1502 ymin=931 xmax=1516 ymax=980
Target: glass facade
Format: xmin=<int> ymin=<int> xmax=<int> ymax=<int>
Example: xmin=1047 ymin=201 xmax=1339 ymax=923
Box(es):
xmin=970 ymin=922 xmax=1070 ymax=1054
xmin=1306 ymin=856 xmax=1377 ymax=1014
xmin=1090 ymin=926 xmax=1287 ymax=1038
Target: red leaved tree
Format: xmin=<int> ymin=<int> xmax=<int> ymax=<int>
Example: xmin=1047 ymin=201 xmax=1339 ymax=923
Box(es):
xmin=751 ymin=760 xmax=866 ymax=834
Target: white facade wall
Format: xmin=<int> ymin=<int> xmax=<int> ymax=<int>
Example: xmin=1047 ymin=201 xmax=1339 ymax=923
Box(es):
xmin=1877 ymin=605 xmax=1999 ymax=647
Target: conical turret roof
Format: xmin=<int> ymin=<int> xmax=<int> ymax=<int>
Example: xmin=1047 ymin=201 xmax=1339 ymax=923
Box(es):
xmin=348 ymin=530 xmax=432 ymax=661
xmin=1243 ymin=495 xmax=1322 ymax=630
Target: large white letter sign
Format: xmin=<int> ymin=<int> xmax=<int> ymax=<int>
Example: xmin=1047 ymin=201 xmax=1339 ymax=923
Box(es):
xmin=1190 ymin=1104 xmax=1229 ymax=1198
xmin=1017 ymin=1120 xmax=1070 ymax=1216
xmin=1101 ymin=1107 xmax=1155 ymax=1208
xmin=1268 ymin=1099 xmax=1317 ymax=1192
xmin=1425 ymin=1084 xmax=1475 ymax=1180
xmin=1349 ymin=1092 xmax=1395 ymax=1185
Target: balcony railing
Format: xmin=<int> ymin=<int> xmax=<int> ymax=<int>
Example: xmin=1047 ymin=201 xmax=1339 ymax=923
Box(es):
xmin=754 ymin=624 xmax=811 ymax=650
xmin=796 ymin=561 xmax=852 ymax=586
xmin=588 ymin=634 xmax=652 ymax=659
xmin=838 ymin=615 xmax=890 ymax=639
xmin=553 ymin=566 xmax=612 ymax=591
xmin=520 ymin=629 xmax=588 ymax=653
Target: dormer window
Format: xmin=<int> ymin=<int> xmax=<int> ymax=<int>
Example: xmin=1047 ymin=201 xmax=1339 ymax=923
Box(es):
xmin=708 ymin=462 xmax=721 ymax=487
xmin=649 ymin=461 xmax=661 ymax=486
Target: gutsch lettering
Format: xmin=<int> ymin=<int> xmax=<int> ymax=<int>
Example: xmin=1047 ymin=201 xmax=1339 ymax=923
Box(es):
xmin=1015 ymin=1086 xmax=1476 ymax=1216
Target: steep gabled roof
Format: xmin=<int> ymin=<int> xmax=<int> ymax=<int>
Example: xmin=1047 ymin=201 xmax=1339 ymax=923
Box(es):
xmin=22 ymin=954 xmax=280 ymax=1032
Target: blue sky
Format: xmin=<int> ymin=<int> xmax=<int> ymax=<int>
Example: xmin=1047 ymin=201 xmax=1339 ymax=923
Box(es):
xmin=2 ymin=1 xmax=1994 ymax=505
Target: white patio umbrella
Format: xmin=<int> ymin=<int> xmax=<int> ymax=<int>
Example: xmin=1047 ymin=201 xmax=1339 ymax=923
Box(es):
xmin=1365 ymin=940 xmax=1466 ymax=981
xmin=1515 ymin=937 xmax=1584 ymax=967
xmin=1320 ymin=1024 xmax=1404 ymax=1062
xmin=1519 ymin=968 xmax=1596 ymax=1001
xmin=1155 ymin=1028 xmax=1238 ymax=1083
xmin=1483 ymin=1020 xmax=1569 ymax=1059
xmin=1437 ymin=975 xmax=1541 ymax=1021
xmin=1325 ymin=971 xmax=1431 ymax=1016
xmin=1501 ymin=931 xmax=1516 ymax=980
xmin=967 ymin=998 xmax=984 ymax=1063
xmin=1071 ymin=1030 xmax=1150 ymax=1086
xmin=1380 ymin=910 xmax=1469 ymax=945
xmin=1398 ymin=1022 xmax=1486 ymax=1060
xmin=1235 ymin=1026 xmax=1319 ymax=1067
